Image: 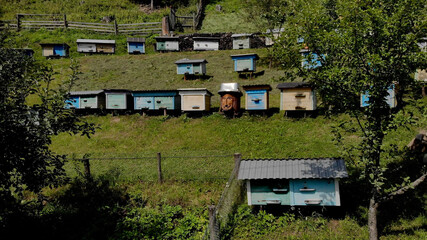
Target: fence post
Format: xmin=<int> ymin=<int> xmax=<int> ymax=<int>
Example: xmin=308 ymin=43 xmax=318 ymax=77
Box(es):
xmin=193 ymin=13 xmax=196 ymax=30
xmin=234 ymin=153 xmax=242 ymax=175
xmin=83 ymin=158 xmax=91 ymax=179
xmin=209 ymin=205 xmax=218 ymax=240
xmin=16 ymin=14 xmax=21 ymax=31
xmin=162 ymin=16 xmax=169 ymax=36
xmin=63 ymin=14 xmax=67 ymax=29
xmin=114 ymin=20 xmax=118 ymax=35
xmin=157 ymin=152 xmax=163 ymax=183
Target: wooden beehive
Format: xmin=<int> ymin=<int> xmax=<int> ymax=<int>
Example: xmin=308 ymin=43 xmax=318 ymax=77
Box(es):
xmin=40 ymin=43 xmax=69 ymax=58
xmin=104 ymin=89 xmax=132 ymax=110
xmin=360 ymin=85 xmax=397 ymax=108
xmin=155 ymin=36 xmax=179 ymax=51
xmin=132 ymin=90 xmax=180 ymax=112
xmin=230 ymin=53 xmax=259 ymax=72
xmin=76 ymin=39 xmax=116 ymax=54
xmin=127 ymin=37 xmax=145 ymax=54
xmin=277 ymin=82 xmax=316 ymax=111
xmin=193 ymin=37 xmax=220 ymax=51
xmin=231 ymin=33 xmax=252 ymax=49
xmin=66 ymin=90 xmax=105 ymax=110
xmin=178 ymin=88 xmax=213 ymax=111
xmin=175 ymin=58 xmax=208 ymax=75
xmin=242 ymin=85 xmax=272 ymax=111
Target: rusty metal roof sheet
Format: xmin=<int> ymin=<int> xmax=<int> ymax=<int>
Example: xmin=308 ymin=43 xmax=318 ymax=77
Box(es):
xmin=238 ymin=158 xmax=348 ymax=180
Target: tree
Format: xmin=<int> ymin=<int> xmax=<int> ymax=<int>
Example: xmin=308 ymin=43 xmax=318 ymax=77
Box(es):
xmin=265 ymin=0 xmax=427 ymax=239
xmin=0 ymin=36 xmax=95 ymax=224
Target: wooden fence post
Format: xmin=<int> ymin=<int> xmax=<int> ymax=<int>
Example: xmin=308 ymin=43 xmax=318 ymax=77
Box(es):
xmin=16 ymin=14 xmax=21 ymax=31
xmin=157 ymin=152 xmax=163 ymax=183
xmin=234 ymin=153 xmax=242 ymax=175
xmin=162 ymin=16 xmax=169 ymax=36
xmin=114 ymin=20 xmax=118 ymax=35
xmin=209 ymin=205 xmax=218 ymax=240
xmin=83 ymin=158 xmax=91 ymax=179
xmin=192 ymin=13 xmax=196 ymax=30
xmin=63 ymin=14 xmax=67 ymax=29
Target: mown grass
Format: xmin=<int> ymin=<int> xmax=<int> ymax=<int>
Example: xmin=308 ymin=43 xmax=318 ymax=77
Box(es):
xmin=0 ymin=0 xmax=168 ymax=23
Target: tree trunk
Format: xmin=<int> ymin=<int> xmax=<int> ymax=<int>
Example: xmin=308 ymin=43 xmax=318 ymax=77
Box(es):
xmin=151 ymin=0 xmax=154 ymax=10
xmin=368 ymin=196 xmax=379 ymax=240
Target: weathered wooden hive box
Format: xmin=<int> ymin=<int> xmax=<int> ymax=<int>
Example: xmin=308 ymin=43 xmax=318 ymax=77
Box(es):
xmin=127 ymin=38 xmax=145 ymax=54
xmin=104 ymin=89 xmax=132 ymax=110
xmin=218 ymin=83 xmax=242 ymax=113
xmin=132 ymin=90 xmax=180 ymax=111
xmin=76 ymin=39 xmax=116 ymax=54
xmin=231 ymin=53 xmax=259 ymax=72
xmin=66 ymin=90 xmax=105 ymax=110
xmin=265 ymin=28 xmax=284 ymax=46
xmin=178 ymin=88 xmax=213 ymax=111
xmin=242 ymin=84 xmax=272 ymax=111
xmin=155 ymin=36 xmax=179 ymax=51
xmin=277 ymin=82 xmax=317 ymax=111
xmin=231 ymin=33 xmax=252 ymax=49
xmin=238 ymin=158 xmax=348 ymax=206
xmin=193 ymin=37 xmax=220 ymax=51
xmin=175 ymin=58 xmax=208 ymax=75
xmin=40 ymin=43 xmax=69 ymax=58
xmin=360 ymin=85 xmax=397 ymax=108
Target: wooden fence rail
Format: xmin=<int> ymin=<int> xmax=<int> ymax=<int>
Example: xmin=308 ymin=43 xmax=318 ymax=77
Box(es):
xmin=1 ymin=14 xmax=162 ymax=35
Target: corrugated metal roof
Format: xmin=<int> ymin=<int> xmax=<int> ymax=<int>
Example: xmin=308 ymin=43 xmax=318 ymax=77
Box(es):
xmin=238 ymin=158 xmax=348 ymax=180
xmin=177 ymin=88 xmax=213 ymax=96
xmin=76 ymin=39 xmax=115 ymax=44
xmin=127 ymin=37 xmax=145 ymax=43
xmin=175 ymin=58 xmax=208 ymax=64
xmin=69 ymin=90 xmax=104 ymax=95
xmin=277 ymin=82 xmax=312 ymax=89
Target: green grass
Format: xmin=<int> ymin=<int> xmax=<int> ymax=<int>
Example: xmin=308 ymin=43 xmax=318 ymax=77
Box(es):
xmin=0 ymin=0 xmax=168 ymax=23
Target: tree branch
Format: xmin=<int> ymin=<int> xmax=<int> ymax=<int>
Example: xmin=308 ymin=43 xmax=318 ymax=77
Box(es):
xmin=381 ymin=172 xmax=427 ymax=203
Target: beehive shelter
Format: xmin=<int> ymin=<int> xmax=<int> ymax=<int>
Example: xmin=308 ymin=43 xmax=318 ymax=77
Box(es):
xmin=77 ymin=39 xmax=116 ymax=54
xmin=178 ymin=88 xmax=213 ymax=112
xmin=242 ymin=85 xmax=272 ymax=111
xmin=193 ymin=37 xmax=220 ymax=51
xmin=40 ymin=43 xmax=69 ymax=58
xmin=231 ymin=33 xmax=253 ymax=49
xmin=155 ymin=36 xmax=179 ymax=51
xmin=277 ymin=82 xmax=316 ymax=112
xmin=231 ymin=53 xmax=259 ymax=72
xmin=127 ymin=38 xmax=145 ymax=54
xmin=175 ymin=58 xmax=208 ymax=75
xmin=238 ymin=158 xmax=348 ymax=206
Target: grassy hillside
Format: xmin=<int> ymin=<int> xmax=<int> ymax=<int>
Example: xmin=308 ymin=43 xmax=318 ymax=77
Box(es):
xmin=0 ymin=0 xmax=168 ymax=23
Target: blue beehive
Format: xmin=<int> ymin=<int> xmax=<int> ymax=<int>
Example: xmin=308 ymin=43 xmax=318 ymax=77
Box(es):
xmin=238 ymin=158 xmax=348 ymax=206
xmin=361 ymin=85 xmax=396 ymax=108
xmin=65 ymin=95 xmax=80 ymax=109
xmin=242 ymin=85 xmax=272 ymax=111
xmin=65 ymin=90 xmax=106 ymax=110
xmin=231 ymin=53 xmax=259 ymax=72
xmin=175 ymin=58 xmax=208 ymax=75
xmin=127 ymin=38 xmax=145 ymax=54
xmin=300 ymin=49 xmax=323 ymax=69
xmin=40 ymin=43 xmax=69 ymax=58
xmin=132 ymin=90 xmax=180 ymax=113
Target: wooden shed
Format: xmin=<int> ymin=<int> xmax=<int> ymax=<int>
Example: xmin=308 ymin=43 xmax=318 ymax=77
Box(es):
xmin=155 ymin=36 xmax=179 ymax=51
xmin=361 ymin=85 xmax=397 ymax=108
xmin=175 ymin=58 xmax=208 ymax=75
xmin=132 ymin=90 xmax=180 ymax=114
xmin=231 ymin=53 xmax=259 ymax=72
xmin=104 ymin=89 xmax=133 ymax=110
xmin=231 ymin=33 xmax=253 ymax=49
xmin=40 ymin=43 xmax=69 ymax=58
xmin=277 ymin=82 xmax=317 ymax=113
xmin=178 ymin=88 xmax=213 ymax=112
xmin=77 ymin=39 xmax=116 ymax=54
xmin=193 ymin=37 xmax=220 ymax=51
xmin=127 ymin=38 xmax=145 ymax=54
xmin=66 ymin=90 xmax=106 ymax=110
xmin=242 ymin=84 xmax=272 ymax=111
xmin=238 ymin=158 xmax=348 ymax=206
xmin=218 ymin=83 xmax=242 ymax=115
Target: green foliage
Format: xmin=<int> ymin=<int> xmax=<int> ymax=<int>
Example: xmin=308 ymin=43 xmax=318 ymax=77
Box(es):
xmin=115 ymin=204 xmax=207 ymax=239
xmin=0 ymin=41 xmax=96 ymax=228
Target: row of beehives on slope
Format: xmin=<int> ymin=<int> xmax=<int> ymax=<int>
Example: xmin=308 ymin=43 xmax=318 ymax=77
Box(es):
xmin=65 ymin=82 xmax=396 ymax=114
xmin=35 ymin=32 xmax=273 ymax=58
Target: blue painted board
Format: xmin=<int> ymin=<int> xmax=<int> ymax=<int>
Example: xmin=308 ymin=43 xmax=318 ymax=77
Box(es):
xmin=54 ymin=45 xmax=66 ymax=56
xmin=177 ymin=64 xmax=194 ymax=74
xmin=129 ymin=42 xmax=145 ymax=53
xmin=134 ymin=96 xmax=154 ymax=110
xmin=246 ymin=90 xmax=267 ymax=110
xmin=251 ymin=180 xmax=291 ymax=205
xmin=65 ymin=96 xmax=79 ymax=109
xmin=291 ymin=179 xmax=336 ymax=206
xmin=302 ymin=52 xmax=323 ymax=69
